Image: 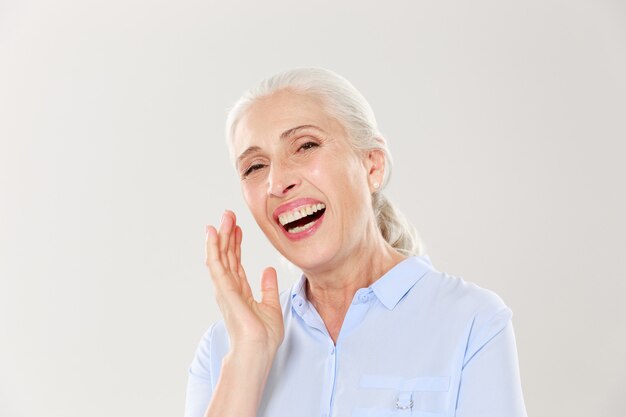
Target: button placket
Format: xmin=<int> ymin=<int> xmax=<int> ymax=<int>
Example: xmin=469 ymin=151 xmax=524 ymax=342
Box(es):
xmin=321 ymin=342 xmax=337 ymax=417
xmin=293 ymin=296 xmax=305 ymax=315
xmin=354 ymin=288 xmax=373 ymax=304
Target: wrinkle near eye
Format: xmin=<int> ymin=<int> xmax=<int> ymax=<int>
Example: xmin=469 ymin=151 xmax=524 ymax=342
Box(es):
xmin=242 ymin=162 xmax=266 ymax=179
xmin=294 ymin=136 xmax=322 ymax=151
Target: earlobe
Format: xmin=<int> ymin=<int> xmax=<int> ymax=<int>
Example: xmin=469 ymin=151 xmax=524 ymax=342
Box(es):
xmin=367 ymin=148 xmax=385 ymax=190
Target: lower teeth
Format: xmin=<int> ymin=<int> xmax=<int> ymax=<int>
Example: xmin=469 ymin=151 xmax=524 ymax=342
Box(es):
xmin=287 ymin=220 xmax=316 ymax=234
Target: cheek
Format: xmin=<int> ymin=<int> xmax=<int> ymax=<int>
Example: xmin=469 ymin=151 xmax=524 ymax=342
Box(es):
xmin=307 ymin=149 xmax=356 ymax=183
xmin=308 ymin=156 xmax=370 ymax=222
xmin=241 ymin=183 xmax=266 ymax=219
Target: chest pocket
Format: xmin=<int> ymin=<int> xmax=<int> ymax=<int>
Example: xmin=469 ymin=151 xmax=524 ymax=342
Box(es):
xmin=352 ymin=375 xmax=450 ymax=417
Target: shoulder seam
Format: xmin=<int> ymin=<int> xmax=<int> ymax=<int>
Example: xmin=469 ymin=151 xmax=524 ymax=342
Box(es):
xmin=462 ymin=306 xmax=513 ymax=368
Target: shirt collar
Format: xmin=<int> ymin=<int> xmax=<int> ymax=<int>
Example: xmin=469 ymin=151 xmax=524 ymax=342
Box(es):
xmin=290 ymin=255 xmax=434 ymax=315
xmin=370 ymin=255 xmax=434 ymax=310
xmin=290 ymin=274 xmax=309 ymax=317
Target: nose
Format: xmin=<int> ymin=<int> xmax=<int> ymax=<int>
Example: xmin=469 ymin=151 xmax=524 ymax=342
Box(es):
xmin=267 ymin=161 xmax=300 ymax=197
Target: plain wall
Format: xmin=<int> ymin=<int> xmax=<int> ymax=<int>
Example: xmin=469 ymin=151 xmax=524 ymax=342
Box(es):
xmin=1 ymin=1 xmax=625 ymax=416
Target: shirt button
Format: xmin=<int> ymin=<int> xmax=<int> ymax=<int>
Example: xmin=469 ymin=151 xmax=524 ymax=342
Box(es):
xmin=358 ymin=293 xmax=369 ymax=303
xmin=330 ymin=347 xmax=335 ymax=355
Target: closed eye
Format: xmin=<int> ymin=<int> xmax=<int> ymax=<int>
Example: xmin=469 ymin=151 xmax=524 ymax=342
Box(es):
xmin=243 ymin=163 xmax=266 ymax=178
xmin=298 ymin=141 xmax=319 ymax=152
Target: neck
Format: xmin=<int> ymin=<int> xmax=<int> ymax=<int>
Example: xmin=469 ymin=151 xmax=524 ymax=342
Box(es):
xmin=302 ymin=228 xmax=407 ymax=343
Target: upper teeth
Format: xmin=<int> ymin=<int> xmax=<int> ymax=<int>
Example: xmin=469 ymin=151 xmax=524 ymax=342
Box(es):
xmin=278 ymin=203 xmax=326 ymax=226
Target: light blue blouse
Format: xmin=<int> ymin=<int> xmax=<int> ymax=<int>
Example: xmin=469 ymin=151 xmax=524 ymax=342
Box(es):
xmin=185 ymin=255 xmax=527 ymax=417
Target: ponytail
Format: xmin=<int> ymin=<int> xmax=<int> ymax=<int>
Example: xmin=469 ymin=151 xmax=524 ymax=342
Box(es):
xmin=373 ymin=192 xmax=423 ymax=256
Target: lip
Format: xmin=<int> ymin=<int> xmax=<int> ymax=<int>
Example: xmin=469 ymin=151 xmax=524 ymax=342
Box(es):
xmin=272 ymin=197 xmax=325 ymax=222
xmin=279 ymin=209 xmax=326 ymax=241
xmin=272 ymin=197 xmax=326 ymax=242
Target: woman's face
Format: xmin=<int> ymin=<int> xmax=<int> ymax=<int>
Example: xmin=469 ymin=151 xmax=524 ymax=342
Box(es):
xmin=232 ymin=89 xmax=381 ymax=272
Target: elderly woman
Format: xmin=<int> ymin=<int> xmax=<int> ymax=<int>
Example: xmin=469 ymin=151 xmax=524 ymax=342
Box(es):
xmin=185 ymin=68 xmax=527 ymax=417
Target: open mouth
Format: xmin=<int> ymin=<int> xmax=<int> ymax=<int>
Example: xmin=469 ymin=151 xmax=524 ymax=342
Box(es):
xmin=278 ymin=203 xmax=326 ymax=234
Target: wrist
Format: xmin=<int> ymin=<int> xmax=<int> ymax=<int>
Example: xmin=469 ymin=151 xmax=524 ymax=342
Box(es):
xmin=206 ymin=348 xmax=276 ymax=417
xmin=230 ymin=339 xmax=279 ymax=360
xmin=223 ymin=347 xmax=275 ymax=376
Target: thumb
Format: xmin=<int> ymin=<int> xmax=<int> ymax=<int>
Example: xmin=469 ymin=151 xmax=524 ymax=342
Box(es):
xmin=260 ymin=267 xmax=280 ymax=307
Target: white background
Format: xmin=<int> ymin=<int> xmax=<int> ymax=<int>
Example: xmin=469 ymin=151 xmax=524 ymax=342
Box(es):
xmin=1 ymin=1 xmax=625 ymax=416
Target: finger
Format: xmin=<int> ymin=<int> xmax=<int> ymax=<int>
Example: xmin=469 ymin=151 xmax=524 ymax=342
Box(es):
xmin=260 ymin=267 xmax=280 ymax=308
xmin=226 ymin=215 xmax=239 ymax=274
xmin=218 ymin=211 xmax=234 ymax=261
xmin=231 ymin=225 xmax=253 ymax=298
xmin=205 ymin=225 xmax=225 ymax=279
xmin=234 ymin=225 xmax=243 ymax=276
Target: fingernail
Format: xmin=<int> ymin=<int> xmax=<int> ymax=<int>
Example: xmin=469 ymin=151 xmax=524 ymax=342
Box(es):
xmin=220 ymin=210 xmax=227 ymax=224
xmin=205 ymin=225 xmax=210 ymax=234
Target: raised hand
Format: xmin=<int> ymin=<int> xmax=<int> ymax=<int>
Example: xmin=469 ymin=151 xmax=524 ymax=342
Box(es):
xmin=205 ymin=210 xmax=285 ymax=357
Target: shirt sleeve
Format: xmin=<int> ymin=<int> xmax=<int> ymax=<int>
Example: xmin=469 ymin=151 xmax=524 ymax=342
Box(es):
xmin=184 ymin=324 xmax=216 ymax=417
xmin=454 ymin=307 xmax=527 ymax=417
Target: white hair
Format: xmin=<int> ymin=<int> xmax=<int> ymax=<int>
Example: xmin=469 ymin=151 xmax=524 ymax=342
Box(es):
xmin=225 ymin=67 xmax=423 ymax=256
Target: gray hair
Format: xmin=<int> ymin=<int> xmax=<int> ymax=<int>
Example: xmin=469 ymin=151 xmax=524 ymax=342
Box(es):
xmin=225 ymin=67 xmax=423 ymax=256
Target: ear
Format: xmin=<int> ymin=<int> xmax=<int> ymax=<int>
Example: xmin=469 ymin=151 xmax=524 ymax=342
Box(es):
xmin=363 ymin=148 xmax=386 ymax=192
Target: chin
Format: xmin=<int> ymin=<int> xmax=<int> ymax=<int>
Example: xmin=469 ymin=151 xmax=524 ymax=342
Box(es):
xmin=272 ymin=237 xmax=341 ymax=273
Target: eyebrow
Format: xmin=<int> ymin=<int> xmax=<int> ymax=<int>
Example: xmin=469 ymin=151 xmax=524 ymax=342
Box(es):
xmin=280 ymin=124 xmax=325 ymax=140
xmin=236 ymin=124 xmax=325 ymax=168
xmin=236 ymin=145 xmax=262 ymax=168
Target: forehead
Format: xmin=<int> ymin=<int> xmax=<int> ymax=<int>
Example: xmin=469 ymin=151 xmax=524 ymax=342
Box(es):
xmin=232 ymin=89 xmax=339 ymax=153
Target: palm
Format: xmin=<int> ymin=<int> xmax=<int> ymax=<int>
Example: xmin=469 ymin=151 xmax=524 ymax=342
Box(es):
xmin=205 ymin=211 xmax=284 ymax=353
